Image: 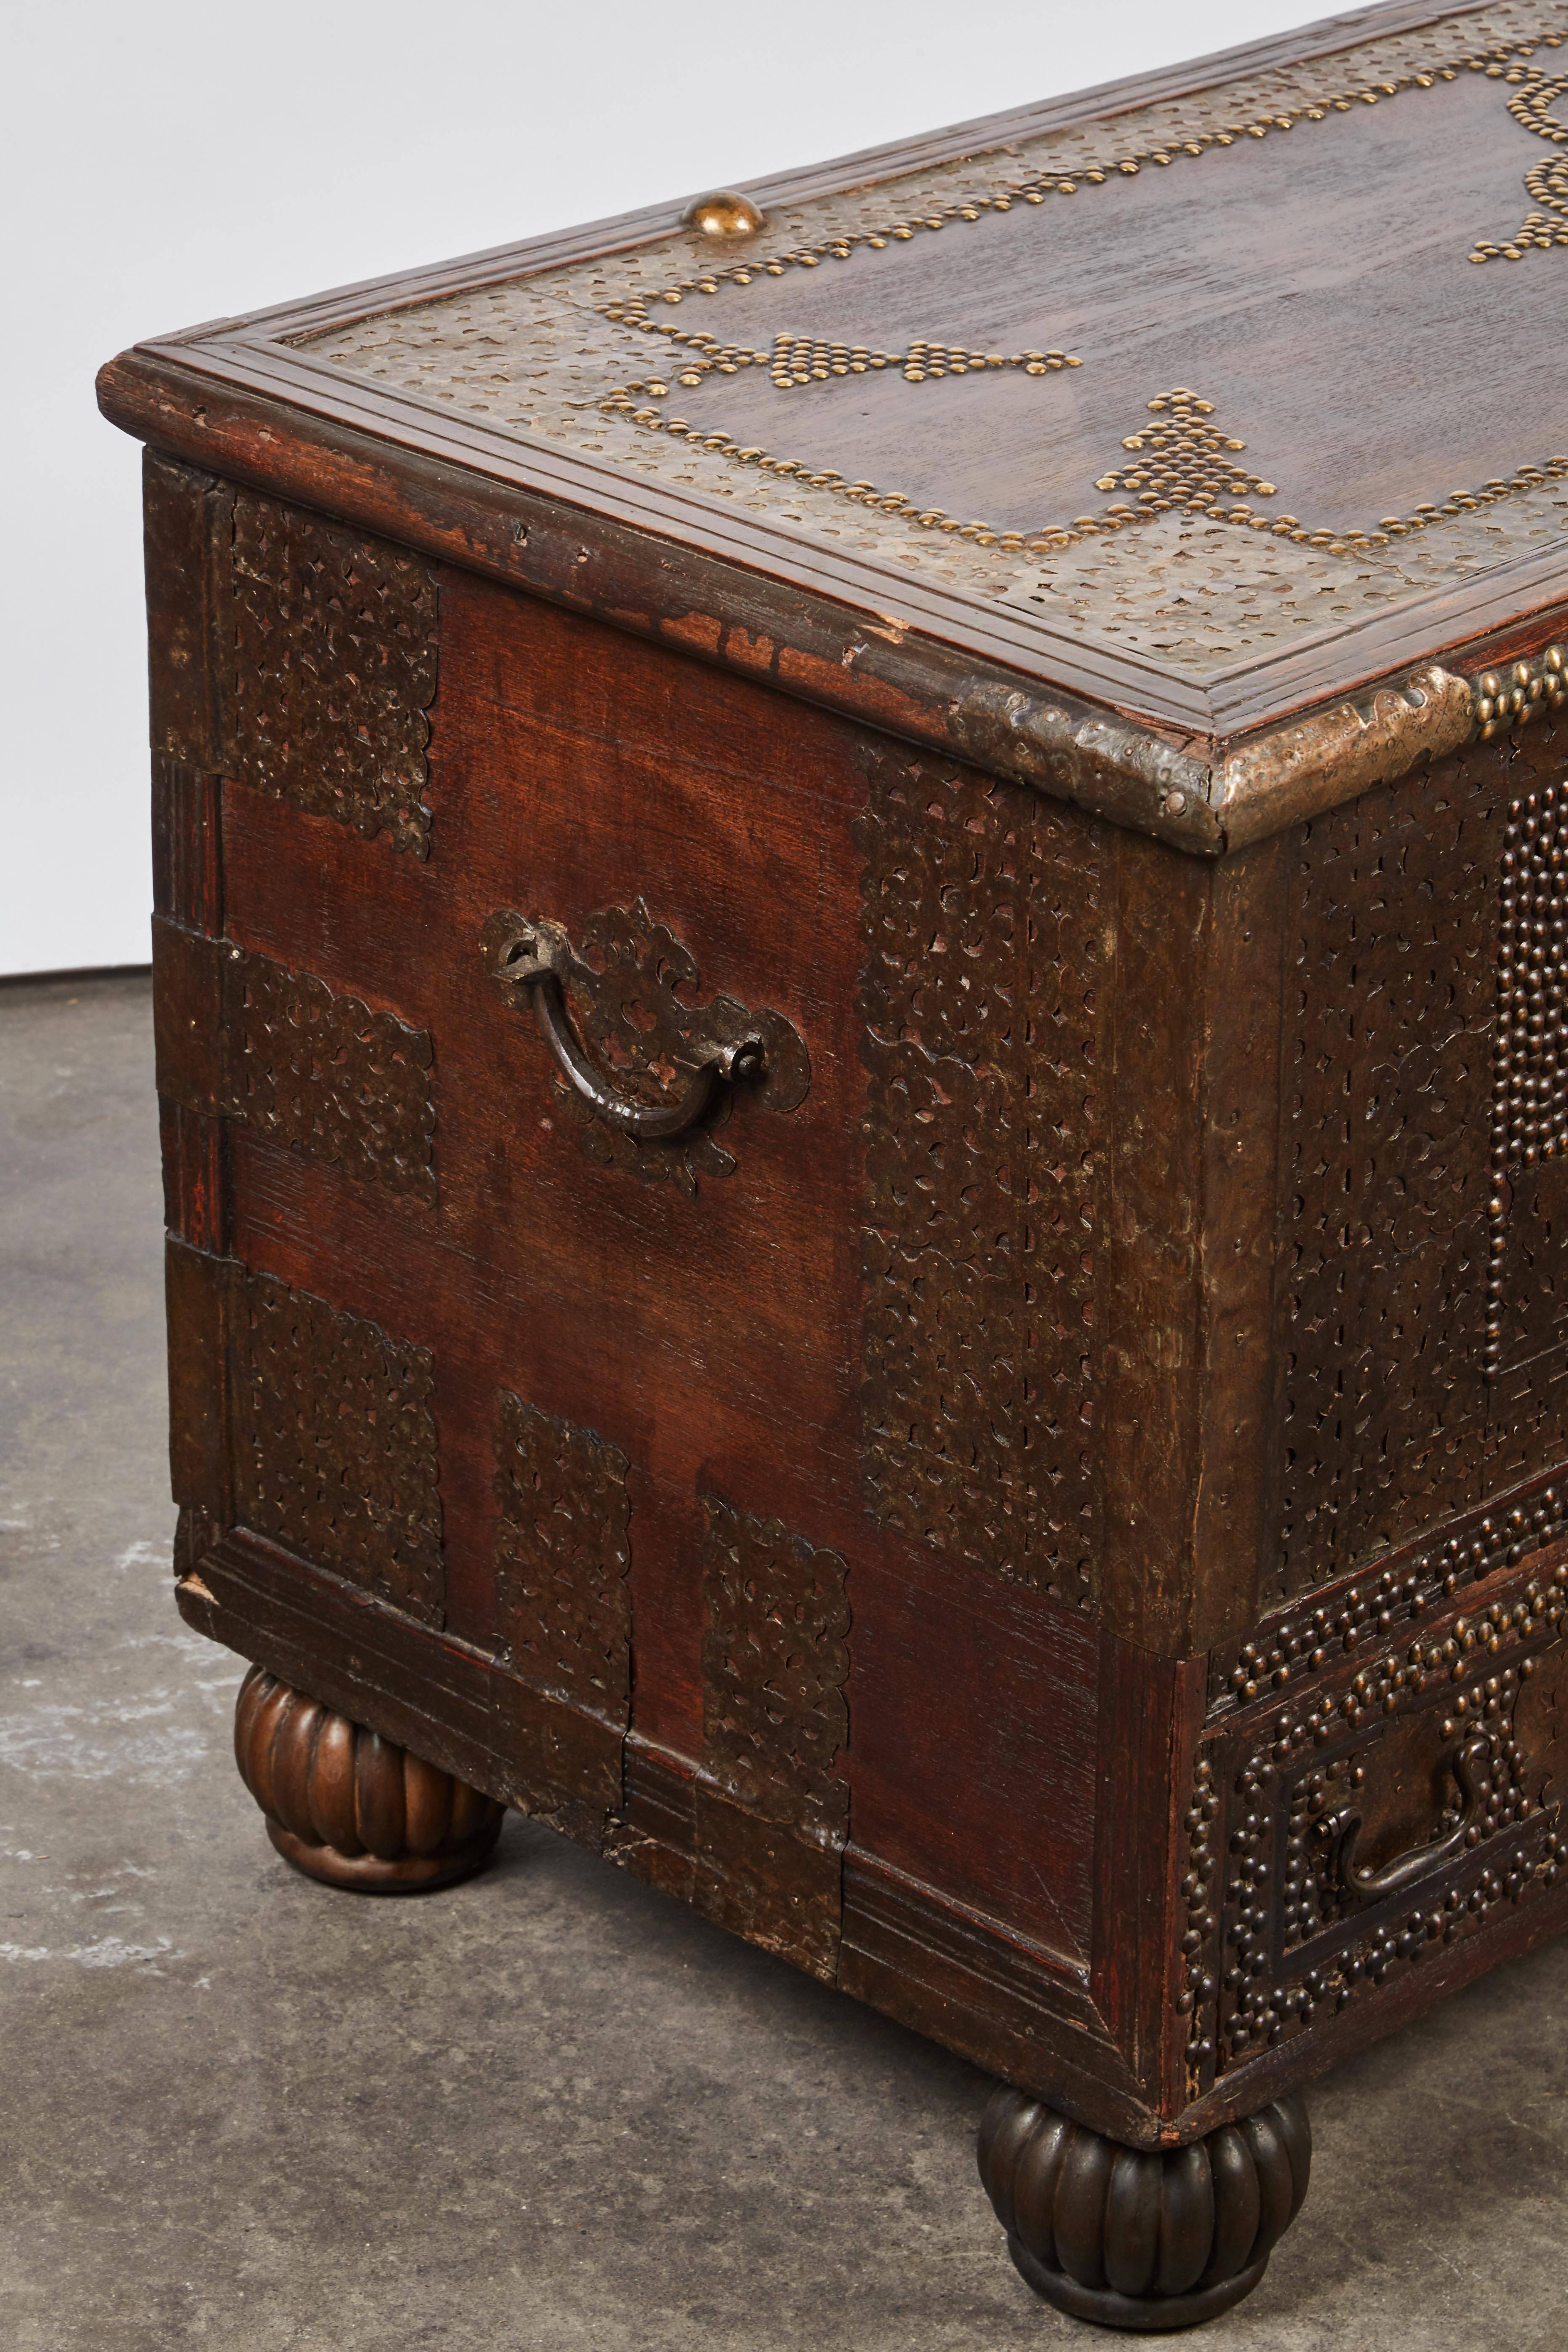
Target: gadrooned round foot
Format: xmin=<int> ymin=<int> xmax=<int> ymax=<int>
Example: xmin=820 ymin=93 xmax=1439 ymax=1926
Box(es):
xmin=1008 ymin=2239 xmax=1268 ymax=2331
xmin=978 ymin=2086 xmax=1310 ymax=2333
xmin=235 ymin=1664 xmax=505 ymax=1893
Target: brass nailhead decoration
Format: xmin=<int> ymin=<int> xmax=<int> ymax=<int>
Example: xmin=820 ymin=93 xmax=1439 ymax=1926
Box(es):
xmin=683 ymin=189 xmax=765 ymax=239
xmin=590 ymin=28 xmax=1568 ymax=561
xmin=313 ymin=15 xmax=1568 ymax=640
xmin=1082 ymin=387 xmax=1280 ymax=537
xmin=1215 ymin=1474 xmax=1568 ymax=1717
xmin=1470 ymin=64 xmax=1568 ymax=259
xmin=1489 ymin=752 xmax=1568 ymax=1373
xmin=1194 ymin=1560 xmax=1568 ymax=2083
xmin=1474 ymin=643 xmax=1568 ymax=739
xmin=600 ymin=32 xmax=1568 ymax=328
xmin=600 ymin=333 xmax=1081 ymax=552
xmin=604 ymin=349 xmax=1568 ymax=574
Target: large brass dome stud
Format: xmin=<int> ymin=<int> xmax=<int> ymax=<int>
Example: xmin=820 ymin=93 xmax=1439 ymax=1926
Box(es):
xmin=683 ymin=189 xmax=765 ymax=239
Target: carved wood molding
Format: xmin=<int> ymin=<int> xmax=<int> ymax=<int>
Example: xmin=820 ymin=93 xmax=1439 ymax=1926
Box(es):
xmin=109 ymin=363 xmax=1568 ymax=858
xmin=177 ymin=1524 xmax=1171 ymax=2128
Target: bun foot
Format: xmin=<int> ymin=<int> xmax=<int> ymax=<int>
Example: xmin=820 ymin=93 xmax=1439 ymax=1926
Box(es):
xmin=978 ymin=2086 xmax=1310 ymax=2332
xmin=234 ymin=1664 xmax=505 ymax=1892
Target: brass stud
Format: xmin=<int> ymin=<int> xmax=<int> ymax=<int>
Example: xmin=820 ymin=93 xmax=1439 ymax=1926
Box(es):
xmin=683 ymin=190 xmax=765 ymax=240
xmin=585 ymin=37 xmax=1567 ymax=594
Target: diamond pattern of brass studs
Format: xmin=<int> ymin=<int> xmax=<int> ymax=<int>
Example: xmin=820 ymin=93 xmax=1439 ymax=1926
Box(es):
xmin=592 ymin=24 xmax=1568 ymax=568
xmin=1088 ymin=389 xmax=1279 ymax=528
xmin=1045 ymin=395 xmax=1566 ymax=557
xmin=1470 ymin=65 xmax=1568 ymax=259
xmin=600 ymin=326 xmax=1078 ymax=407
xmin=768 ymin=334 xmax=1077 ymax=387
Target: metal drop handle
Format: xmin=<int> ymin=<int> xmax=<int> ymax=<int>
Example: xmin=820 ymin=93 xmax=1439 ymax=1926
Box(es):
xmin=1321 ymin=1734 xmax=1488 ymax=1907
xmin=491 ymin=916 xmax=765 ymax=1141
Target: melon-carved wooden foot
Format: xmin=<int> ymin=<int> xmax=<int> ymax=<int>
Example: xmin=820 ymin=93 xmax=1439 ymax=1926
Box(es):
xmin=978 ymin=2087 xmax=1311 ymax=2332
xmin=234 ymin=1665 xmax=505 ymax=1892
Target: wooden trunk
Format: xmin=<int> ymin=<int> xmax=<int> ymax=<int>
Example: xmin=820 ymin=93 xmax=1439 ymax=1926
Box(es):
xmin=100 ymin=0 xmax=1568 ymax=2323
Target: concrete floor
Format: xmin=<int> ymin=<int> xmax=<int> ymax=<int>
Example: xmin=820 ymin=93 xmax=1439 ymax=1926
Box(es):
xmin=1 ymin=971 xmax=1564 ymax=2351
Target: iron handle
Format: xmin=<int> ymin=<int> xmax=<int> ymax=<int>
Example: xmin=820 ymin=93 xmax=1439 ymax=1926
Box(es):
xmin=483 ymin=912 xmax=772 ymax=1143
xmin=1321 ymin=1734 xmax=1488 ymax=1907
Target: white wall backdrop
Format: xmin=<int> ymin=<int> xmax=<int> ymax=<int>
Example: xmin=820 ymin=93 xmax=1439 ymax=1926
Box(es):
xmin=2 ymin=0 xmax=1317 ymax=976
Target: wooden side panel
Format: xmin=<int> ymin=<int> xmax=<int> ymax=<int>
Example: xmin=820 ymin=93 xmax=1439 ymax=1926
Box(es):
xmin=160 ymin=1099 xmax=229 ymax=1256
xmin=837 ymin=1849 xmax=1147 ymax=2136
xmin=146 ymin=461 xmax=235 ymax=1536
xmin=1192 ymin=838 xmax=1291 ymax=1650
xmin=1090 ymin=1637 xmax=1205 ymax=2113
xmin=1099 ymin=835 xmax=1207 ymax=1651
xmin=164 ymin=1237 xmax=234 ymax=1523
xmin=143 ymin=451 xmax=233 ymax=772
xmin=213 ymin=566 xmax=1101 ymax=1991
xmin=847 ymin=1534 xmax=1099 ymax=1965
xmin=152 ymin=918 xmax=224 ymax=1114
xmin=152 ymin=757 xmax=223 ymax=932
xmin=221 ymin=568 xmax=869 ymax=1672
xmin=1263 ymin=720 xmax=1568 ymax=1610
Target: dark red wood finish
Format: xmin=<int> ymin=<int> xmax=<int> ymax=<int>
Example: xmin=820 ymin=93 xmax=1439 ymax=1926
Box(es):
xmin=105 ymin=8 xmax=1568 ymax=2321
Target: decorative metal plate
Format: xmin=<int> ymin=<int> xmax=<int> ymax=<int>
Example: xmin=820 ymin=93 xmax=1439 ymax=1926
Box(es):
xmin=1270 ymin=717 xmax=1568 ymax=1608
xmin=231 ymin=493 xmax=438 ymax=854
xmin=482 ymin=897 xmax=809 ymax=1194
xmin=857 ymin=746 xmax=1103 ymax=1605
xmin=233 ymin=1269 xmax=444 ymax=1624
xmin=493 ymin=1390 xmax=631 ymax=1722
xmin=700 ymin=1495 xmax=850 ymax=1842
xmin=225 ymin=945 xmax=436 ymax=1202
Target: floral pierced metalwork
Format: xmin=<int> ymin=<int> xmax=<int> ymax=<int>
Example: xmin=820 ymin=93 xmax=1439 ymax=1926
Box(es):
xmin=235 ymin=1270 xmax=444 ymax=1624
xmin=856 ymin=749 xmax=1102 ymax=1606
xmin=230 ymin=494 xmax=438 ymax=856
xmin=225 ymin=946 xmax=436 ymax=1203
xmin=493 ymin=1390 xmax=631 ymax=1721
xmin=700 ymin=1496 xmax=850 ymax=1842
